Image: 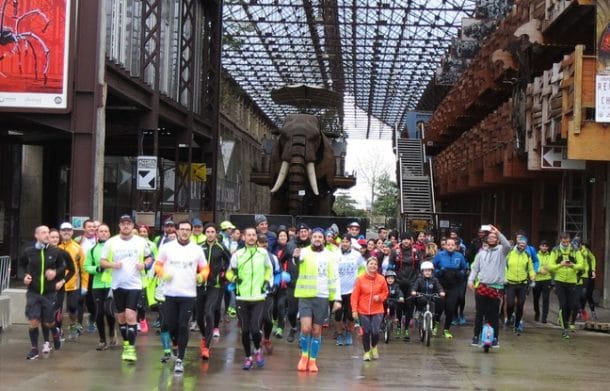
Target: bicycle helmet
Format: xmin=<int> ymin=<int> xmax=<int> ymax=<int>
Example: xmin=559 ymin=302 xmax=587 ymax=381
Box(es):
xmin=420 ymin=261 xmax=434 ymax=271
xmin=384 ymin=270 xmax=397 ymax=278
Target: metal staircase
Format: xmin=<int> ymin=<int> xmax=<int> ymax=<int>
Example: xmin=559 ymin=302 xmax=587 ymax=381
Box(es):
xmin=397 ymin=139 xmax=434 ymax=226
xmin=561 ymin=172 xmax=587 ymax=241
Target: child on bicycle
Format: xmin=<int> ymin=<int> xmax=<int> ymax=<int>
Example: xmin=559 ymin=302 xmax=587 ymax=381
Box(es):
xmin=384 ymin=271 xmax=404 ymax=333
xmin=411 ymin=261 xmax=445 ymax=336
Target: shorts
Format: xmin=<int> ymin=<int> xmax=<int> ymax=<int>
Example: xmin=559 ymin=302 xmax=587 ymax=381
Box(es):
xmin=298 ymin=297 xmax=330 ymax=326
xmin=25 ymin=291 xmax=57 ymax=323
xmin=113 ymin=288 xmax=141 ymax=313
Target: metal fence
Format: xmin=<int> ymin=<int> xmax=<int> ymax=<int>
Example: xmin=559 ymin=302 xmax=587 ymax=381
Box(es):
xmin=0 ymin=256 xmax=10 ymax=293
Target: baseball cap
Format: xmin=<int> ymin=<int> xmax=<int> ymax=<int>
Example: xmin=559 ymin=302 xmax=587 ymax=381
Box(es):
xmin=192 ymin=218 xmax=203 ymax=227
xmin=297 ymin=223 xmax=310 ymax=231
xmin=164 ymin=219 xmax=175 ymax=226
xmin=60 ymin=222 xmax=73 ymax=230
xmin=119 ymin=214 xmax=133 ymax=223
xmin=220 ymin=220 xmax=236 ymax=230
xmin=348 ymin=221 xmax=360 ymax=228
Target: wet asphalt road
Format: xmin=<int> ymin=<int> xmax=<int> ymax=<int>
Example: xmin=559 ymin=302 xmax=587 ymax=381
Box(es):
xmin=1 ymin=295 xmax=609 ymax=391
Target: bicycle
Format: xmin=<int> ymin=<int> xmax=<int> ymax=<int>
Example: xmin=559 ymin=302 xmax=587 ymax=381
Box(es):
xmin=381 ymin=298 xmax=401 ymax=343
xmin=414 ymin=293 xmax=440 ymax=347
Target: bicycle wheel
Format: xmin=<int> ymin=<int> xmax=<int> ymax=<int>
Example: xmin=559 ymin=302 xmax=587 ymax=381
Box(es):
xmin=424 ymin=313 xmax=432 ymax=347
xmin=418 ymin=315 xmax=425 ymax=342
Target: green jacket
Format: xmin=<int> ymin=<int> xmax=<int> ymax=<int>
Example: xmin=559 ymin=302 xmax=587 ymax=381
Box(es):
xmin=535 ymin=251 xmax=554 ymax=282
xmin=548 ymin=246 xmax=584 ymax=284
xmin=578 ymin=245 xmax=596 ymax=278
xmin=84 ymin=240 xmax=112 ymax=289
xmin=505 ymin=248 xmax=535 ymax=284
xmin=226 ymin=246 xmax=272 ymax=302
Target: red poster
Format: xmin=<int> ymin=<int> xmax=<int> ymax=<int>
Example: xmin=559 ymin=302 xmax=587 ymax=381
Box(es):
xmin=0 ymin=0 xmax=70 ymax=109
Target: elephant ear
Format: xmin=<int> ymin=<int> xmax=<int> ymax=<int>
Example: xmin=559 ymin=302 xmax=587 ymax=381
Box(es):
xmin=316 ymin=132 xmax=336 ymax=188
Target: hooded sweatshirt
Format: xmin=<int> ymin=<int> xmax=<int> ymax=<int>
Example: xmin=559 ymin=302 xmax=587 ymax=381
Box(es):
xmin=468 ymin=233 xmax=511 ymax=287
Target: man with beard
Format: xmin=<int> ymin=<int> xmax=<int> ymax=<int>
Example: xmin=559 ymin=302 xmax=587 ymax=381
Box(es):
xmin=394 ymin=232 xmax=424 ymax=340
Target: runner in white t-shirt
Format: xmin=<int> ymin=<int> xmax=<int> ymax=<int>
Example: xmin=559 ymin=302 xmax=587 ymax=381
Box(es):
xmin=155 ymin=220 xmax=208 ymax=374
xmin=100 ymin=214 xmax=152 ymax=363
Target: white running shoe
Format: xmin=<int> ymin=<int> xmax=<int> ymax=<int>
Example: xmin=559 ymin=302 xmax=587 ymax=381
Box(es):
xmin=174 ymin=359 xmax=184 ymax=374
xmin=42 ymin=341 xmax=51 ymax=354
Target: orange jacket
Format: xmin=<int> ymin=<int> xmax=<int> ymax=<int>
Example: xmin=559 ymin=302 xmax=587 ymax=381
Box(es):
xmin=58 ymin=240 xmax=88 ymax=291
xmin=351 ymin=272 xmax=389 ymax=315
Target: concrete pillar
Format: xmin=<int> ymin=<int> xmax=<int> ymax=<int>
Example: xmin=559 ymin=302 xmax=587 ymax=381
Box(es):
xmin=19 ymin=145 xmax=43 ymax=243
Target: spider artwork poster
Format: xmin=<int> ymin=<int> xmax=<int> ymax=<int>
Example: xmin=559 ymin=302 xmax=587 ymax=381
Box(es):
xmin=0 ymin=0 xmax=70 ymax=109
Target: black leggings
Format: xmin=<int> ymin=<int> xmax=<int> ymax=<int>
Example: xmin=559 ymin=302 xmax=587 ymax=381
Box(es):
xmin=580 ymin=278 xmax=596 ymax=312
xmin=456 ymin=280 xmax=467 ymax=317
xmin=275 ymin=289 xmax=288 ymax=330
xmin=532 ymin=280 xmax=552 ymax=319
xmin=555 ymin=282 xmax=579 ymax=328
xmin=443 ymin=285 xmax=461 ymax=330
xmin=360 ymin=314 xmax=383 ymax=352
xmin=505 ymin=283 xmax=527 ymax=328
xmin=334 ymin=293 xmax=354 ymax=322
xmin=286 ymin=288 xmax=298 ymax=329
xmin=164 ymin=296 xmax=195 ymax=360
xmin=237 ymin=300 xmax=265 ymax=357
xmin=262 ymin=295 xmax=275 ymax=339
xmin=92 ymin=288 xmax=115 ymax=343
xmin=196 ymin=286 xmax=223 ymax=344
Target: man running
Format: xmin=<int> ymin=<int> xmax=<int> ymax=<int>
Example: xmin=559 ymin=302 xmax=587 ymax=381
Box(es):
xmin=155 ymin=220 xmax=207 ymax=373
xmin=294 ymin=228 xmax=341 ymax=373
xmin=226 ymin=227 xmax=273 ymax=370
xmin=20 ymin=226 xmax=71 ymax=359
xmin=335 ymin=234 xmax=365 ymax=346
xmin=100 ymin=214 xmax=152 ymax=362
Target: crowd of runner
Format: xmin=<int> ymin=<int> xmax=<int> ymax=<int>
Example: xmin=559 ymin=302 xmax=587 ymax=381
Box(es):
xmin=19 ymin=215 xmax=598 ymax=374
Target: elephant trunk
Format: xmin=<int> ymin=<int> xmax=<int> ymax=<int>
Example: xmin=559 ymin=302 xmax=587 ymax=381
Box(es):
xmin=306 ymin=162 xmax=319 ymax=196
xmin=288 ymin=156 xmax=305 ymax=215
xmin=270 ymin=161 xmax=289 ymax=193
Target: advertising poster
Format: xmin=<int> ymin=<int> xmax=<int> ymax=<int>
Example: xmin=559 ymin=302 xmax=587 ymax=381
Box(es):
xmin=0 ymin=0 xmax=71 ymax=110
xmin=596 ymin=1 xmax=610 ymax=122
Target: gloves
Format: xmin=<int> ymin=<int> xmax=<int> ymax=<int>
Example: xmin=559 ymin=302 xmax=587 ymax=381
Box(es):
xmin=280 ymin=271 xmax=291 ymax=284
xmin=235 ymin=277 xmax=243 ymax=285
xmin=196 ymin=273 xmax=205 ymax=285
xmin=80 ymin=288 xmax=88 ymax=296
xmin=262 ymin=281 xmax=271 ymax=294
xmin=352 ymin=311 xmax=359 ymax=322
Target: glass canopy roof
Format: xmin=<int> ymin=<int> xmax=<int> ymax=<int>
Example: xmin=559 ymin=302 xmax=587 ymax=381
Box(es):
xmin=222 ymin=0 xmax=477 ymax=138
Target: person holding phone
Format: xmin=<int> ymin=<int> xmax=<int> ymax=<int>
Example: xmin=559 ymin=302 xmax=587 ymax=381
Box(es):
xmin=549 ymin=232 xmax=584 ymax=339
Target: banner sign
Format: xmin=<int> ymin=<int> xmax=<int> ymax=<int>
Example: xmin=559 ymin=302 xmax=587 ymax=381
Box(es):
xmin=137 ymin=156 xmax=158 ymax=190
xmin=0 ymin=0 xmax=71 ymax=110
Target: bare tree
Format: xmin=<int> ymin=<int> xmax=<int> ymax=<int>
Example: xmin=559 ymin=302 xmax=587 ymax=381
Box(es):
xmin=354 ymin=145 xmax=393 ymax=214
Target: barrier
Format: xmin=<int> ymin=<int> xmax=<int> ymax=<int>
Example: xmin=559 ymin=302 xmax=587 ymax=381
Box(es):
xmin=0 ymin=256 xmax=10 ymax=293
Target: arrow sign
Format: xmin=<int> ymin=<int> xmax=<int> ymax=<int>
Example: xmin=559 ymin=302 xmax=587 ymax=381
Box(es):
xmin=137 ymin=156 xmax=158 ymax=190
xmin=541 ymin=146 xmax=586 ymax=170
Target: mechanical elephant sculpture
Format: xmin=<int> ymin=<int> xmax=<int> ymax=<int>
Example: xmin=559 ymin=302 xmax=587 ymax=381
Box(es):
xmin=254 ymin=113 xmax=355 ymax=216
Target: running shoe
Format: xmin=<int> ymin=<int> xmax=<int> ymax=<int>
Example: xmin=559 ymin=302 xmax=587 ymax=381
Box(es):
xmin=152 ymin=319 xmax=161 ymax=328
xmin=174 ymin=359 xmax=184 ymax=374
xmin=432 ymin=322 xmax=439 ymax=337
xmin=122 ymin=345 xmax=137 ymax=362
xmin=108 ymin=337 xmax=118 ymax=348
xmin=451 ymin=318 xmax=458 ymax=326
xmin=591 ymin=311 xmax=598 ymax=321
xmin=274 ymin=328 xmax=284 ymax=339
xmin=344 ymin=331 xmax=353 ymax=346
xmin=26 ymin=348 xmax=39 ymax=360
xmin=395 ymin=327 xmax=402 ymax=338
xmin=243 ymin=357 xmax=253 ymax=370
xmin=190 ymin=321 xmax=199 ymax=332
xmin=402 ymin=329 xmax=410 ymax=341
xmin=569 ymin=324 xmax=576 ymax=332
xmin=255 ymin=349 xmax=265 ymax=368
xmin=96 ymin=342 xmax=108 ymax=351
xmin=139 ymin=319 xmax=149 ymax=333
xmin=297 ymin=355 xmax=308 ymax=371
xmin=42 ymin=341 xmax=51 ymax=354
xmin=161 ymin=351 xmax=172 ymax=363
xmin=287 ymin=328 xmax=297 ymax=343
xmin=200 ymin=339 xmax=210 ymax=360
xmin=87 ymin=323 xmax=97 ymax=333
xmin=458 ymin=316 xmax=467 ymax=326
xmin=52 ymin=328 xmax=62 ymax=350
xmin=492 ymin=338 xmax=500 ymax=348
xmin=363 ymin=351 xmax=371 ymax=361
xmin=371 ymin=346 xmax=379 ymax=360
xmin=307 ymin=359 xmax=318 ymax=372
xmin=443 ymin=330 xmax=453 ymax=339
xmin=515 ymin=323 xmax=524 ymax=334
xmin=562 ymin=330 xmax=571 ymax=340
xmin=228 ymin=306 xmax=237 ymax=319
xmin=471 ymin=336 xmax=480 ymax=347
xmin=212 ymin=328 xmax=220 ymax=338
xmin=262 ymin=339 xmax=273 ymax=355
xmin=336 ymin=333 xmax=344 ymax=346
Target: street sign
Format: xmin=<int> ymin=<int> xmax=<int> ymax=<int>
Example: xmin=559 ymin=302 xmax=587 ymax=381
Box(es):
xmin=540 ymin=146 xmax=586 ymax=170
xmin=137 ymin=156 xmax=158 ymax=190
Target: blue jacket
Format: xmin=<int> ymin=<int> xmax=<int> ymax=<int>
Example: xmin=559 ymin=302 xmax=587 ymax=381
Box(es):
xmin=432 ymin=250 xmax=469 ymax=288
xmin=525 ymin=244 xmax=540 ymax=272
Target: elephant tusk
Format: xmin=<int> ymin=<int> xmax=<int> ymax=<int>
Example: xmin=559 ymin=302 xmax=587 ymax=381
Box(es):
xmin=270 ymin=161 xmax=289 ymax=193
xmin=306 ymin=162 xmax=319 ymax=196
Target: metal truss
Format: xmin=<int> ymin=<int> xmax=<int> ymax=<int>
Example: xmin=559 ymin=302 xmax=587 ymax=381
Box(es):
xmin=222 ymin=0 xmax=476 ymax=138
